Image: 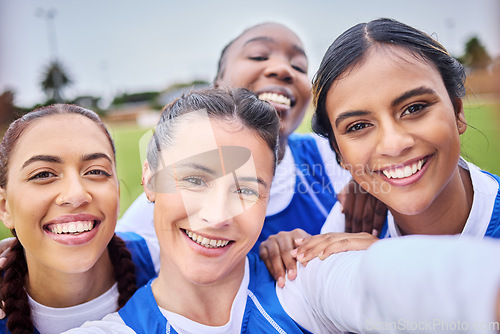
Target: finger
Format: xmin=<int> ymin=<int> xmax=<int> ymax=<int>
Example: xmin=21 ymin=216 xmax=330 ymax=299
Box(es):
xmin=342 ymin=181 xmax=357 ymax=233
xmin=372 ymin=199 xmax=388 ymax=236
xmin=337 ymin=186 xmax=347 ymax=207
xmin=259 ymin=246 xmax=277 ymax=280
xmin=296 ymin=236 xmax=336 ymax=264
xmin=318 ymin=236 xmax=379 ymax=259
xmin=362 ymin=195 xmax=375 ymax=234
xmin=350 ymin=188 xmax=367 ymax=233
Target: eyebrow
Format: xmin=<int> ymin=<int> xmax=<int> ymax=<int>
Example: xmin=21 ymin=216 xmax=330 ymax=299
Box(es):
xmin=243 ymin=36 xmax=306 ymax=57
xmin=238 ymin=176 xmax=268 ymax=189
xmin=177 ymin=162 xmax=216 ymax=175
xmin=335 ymin=110 xmax=370 ymax=129
xmin=22 ymin=155 xmax=62 ymax=169
xmin=21 ymin=152 xmax=112 ymax=169
xmin=82 ymin=152 xmax=113 ymax=163
xmin=391 ymin=86 xmax=437 ymax=108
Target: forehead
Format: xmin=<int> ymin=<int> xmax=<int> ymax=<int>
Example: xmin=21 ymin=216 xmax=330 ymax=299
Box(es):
xmin=11 ymin=114 xmax=114 ymax=162
xmin=327 ymin=46 xmax=444 ymax=107
xmin=160 ymin=112 xmax=273 ymax=168
xmin=229 ymin=23 xmax=305 ymax=54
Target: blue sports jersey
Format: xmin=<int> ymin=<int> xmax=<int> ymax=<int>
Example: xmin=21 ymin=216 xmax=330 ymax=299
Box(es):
xmin=251 ymin=134 xmax=337 ymax=253
xmin=119 ymin=252 xmax=312 ymax=333
xmin=480 ymin=171 xmax=500 ymax=238
xmin=0 ymin=232 xmax=155 ymax=334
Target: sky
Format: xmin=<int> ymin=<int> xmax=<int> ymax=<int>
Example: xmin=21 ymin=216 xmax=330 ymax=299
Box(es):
xmin=1 ymin=0 xmax=499 ymax=108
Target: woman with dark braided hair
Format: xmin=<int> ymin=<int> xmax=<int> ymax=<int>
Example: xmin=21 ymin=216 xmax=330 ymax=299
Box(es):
xmin=0 ymin=104 xmax=156 ymax=334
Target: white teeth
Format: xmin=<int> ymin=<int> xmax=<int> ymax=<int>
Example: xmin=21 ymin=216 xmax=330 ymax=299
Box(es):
xmin=382 ymin=158 xmax=426 ymax=179
xmin=404 ymin=166 xmax=413 ymax=177
xmin=48 ymin=220 xmax=94 ymax=235
xmin=258 ymin=92 xmax=291 ymax=106
xmin=185 ymin=230 xmax=230 ymax=249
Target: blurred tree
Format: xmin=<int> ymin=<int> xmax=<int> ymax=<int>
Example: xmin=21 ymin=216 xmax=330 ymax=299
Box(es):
xmin=0 ymin=90 xmax=19 ymax=125
xmin=459 ymin=36 xmax=491 ymax=70
xmin=40 ymin=59 xmax=73 ymax=102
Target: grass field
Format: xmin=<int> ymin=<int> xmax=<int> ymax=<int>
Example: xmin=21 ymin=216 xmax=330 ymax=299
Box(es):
xmin=0 ymin=99 xmax=499 ymax=240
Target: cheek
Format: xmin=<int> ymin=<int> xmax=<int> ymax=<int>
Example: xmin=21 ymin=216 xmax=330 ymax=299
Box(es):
xmin=223 ymin=63 xmax=255 ymax=88
xmin=154 ymin=193 xmax=186 ymax=227
xmin=298 ymin=77 xmax=312 ymax=101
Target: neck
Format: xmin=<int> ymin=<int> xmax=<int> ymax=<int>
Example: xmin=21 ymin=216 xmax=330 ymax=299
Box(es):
xmin=152 ymin=256 xmax=246 ymax=326
xmin=392 ymin=165 xmax=473 ymax=235
xmin=277 ymin=136 xmax=288 ymax=163
xmin=25 ymin=249 xmax=115 ymax=308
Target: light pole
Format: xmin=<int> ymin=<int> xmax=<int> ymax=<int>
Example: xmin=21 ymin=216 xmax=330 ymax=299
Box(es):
xmin=36 ymin=8 xmax=59 ymax=60
xmin=36 ymin=7 xmax=64 ymax=102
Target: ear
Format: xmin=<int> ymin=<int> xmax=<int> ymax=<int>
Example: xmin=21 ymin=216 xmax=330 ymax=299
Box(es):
xmin=0 ymin=188 xmax=14 ymax=229
xmin=142 ymin=160 xmax=156 ymax=203
xmin=454 ymin=98 xmax=467 ymax=135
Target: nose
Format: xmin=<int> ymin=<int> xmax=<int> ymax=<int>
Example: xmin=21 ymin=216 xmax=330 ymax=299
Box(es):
xmin=191 ymin=182 xmax=237 ymax=230
xmin=57 ymin=172 xmax=92 ymax=208
xmin=375 ymin=121 xmax=415 ymax=157
xmin=263 ymin=58 xmax=295 ymax=84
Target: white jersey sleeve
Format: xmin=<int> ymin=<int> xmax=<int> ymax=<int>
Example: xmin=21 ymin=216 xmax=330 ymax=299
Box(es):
xmin=278 ymin=235 xmax=500 ymax=333
xmin=320 ymin=200 xmax=346 ymax=233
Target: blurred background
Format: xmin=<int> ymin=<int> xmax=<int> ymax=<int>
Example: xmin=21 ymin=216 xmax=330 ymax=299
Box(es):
xmin=1 ymin=0 xmax=499 ymax=239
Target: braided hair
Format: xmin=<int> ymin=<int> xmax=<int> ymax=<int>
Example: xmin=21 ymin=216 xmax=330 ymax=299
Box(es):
xmin=0 ymin=104 xmax=138 ymax=333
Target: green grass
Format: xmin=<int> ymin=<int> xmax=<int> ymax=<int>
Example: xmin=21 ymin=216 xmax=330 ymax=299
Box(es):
xmin=106 ymin=123 xmax=152 ymax=218
xmin=0 ymin=99 xmax=499 ymax=240
xmin=460 ymin=100 xmax=500 ymax=175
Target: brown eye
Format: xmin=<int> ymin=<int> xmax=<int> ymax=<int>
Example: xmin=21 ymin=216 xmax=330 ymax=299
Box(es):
xmin=347 ymin=122 xmax=371 ymax=133
xmin=86 ymin=169 xmax=111 ymax=177
xmin=29 ymin=171 xmax=55 ymax=180
xmin=402 ymin=103 xmax=426 ymax=116
xmin=248 ymin=56 xmax=268 ymax=61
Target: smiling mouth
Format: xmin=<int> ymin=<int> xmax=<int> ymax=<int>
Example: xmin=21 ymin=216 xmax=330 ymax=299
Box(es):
xmin=45 ymin=220 xmax=98 ymax=235
xmin=381 ymin=157 xmax=428 ymax=179
xmin=258 ymin=92 xmax=292 ymax=107
xmin=182 ymin=229 xmax=232 ymax=249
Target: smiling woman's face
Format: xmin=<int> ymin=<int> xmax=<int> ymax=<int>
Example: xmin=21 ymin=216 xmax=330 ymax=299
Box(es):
xmin=326 ymin=46 xmax=466 ymax=216
xmin=217 ymin=23 xmax=312 ymax=140
xmin=144 ymin=112 xmax=275 ymax=286
xmin=0 ymin=114 xmax=119 ymax=275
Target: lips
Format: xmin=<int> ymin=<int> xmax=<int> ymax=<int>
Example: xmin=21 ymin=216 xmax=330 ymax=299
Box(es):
xmin=381 ymin=157 xmax=428 ymax=179
xmin=255 ymin=86 xmax=296 ymax=109
xmin=43 ymin=214 xmax=102 ymax=245
xmin=375 ymin=155 xmax=432 ymax=187
xmin=182 ymin=228 xmax=232 ymax=249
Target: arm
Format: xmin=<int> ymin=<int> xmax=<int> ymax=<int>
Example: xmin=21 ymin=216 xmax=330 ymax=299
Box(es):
xmin=340 ymin=178 xmax=387 ymax=236
xmin=278 ymin=235 xmax=500 ymax=333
